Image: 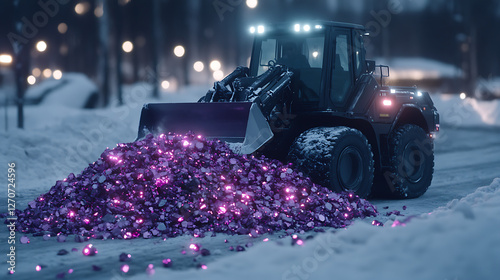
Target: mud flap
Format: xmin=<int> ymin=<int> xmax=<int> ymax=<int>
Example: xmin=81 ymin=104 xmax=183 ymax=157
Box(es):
xmin=137 ymin=102 xmax=273 ymax=154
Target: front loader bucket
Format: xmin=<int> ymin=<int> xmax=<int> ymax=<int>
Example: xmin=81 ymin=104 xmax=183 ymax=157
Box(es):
xmin=137 ymin=102 xmax=273 ymax=154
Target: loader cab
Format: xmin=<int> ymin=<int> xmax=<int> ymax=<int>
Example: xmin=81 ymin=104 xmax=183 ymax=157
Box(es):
xmin=249 ymin=21 xmax=367 ymax=111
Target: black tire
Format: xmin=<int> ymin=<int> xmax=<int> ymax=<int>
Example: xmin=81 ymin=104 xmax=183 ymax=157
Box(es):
xmin=380 ymin=124 xmax=434 ymax=199
xmin=287 ymin=127 xmax=374 ymax=198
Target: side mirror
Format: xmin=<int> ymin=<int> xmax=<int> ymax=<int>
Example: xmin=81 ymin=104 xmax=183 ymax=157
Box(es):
xmin=366 ymin=60 xmax=375 ymax=73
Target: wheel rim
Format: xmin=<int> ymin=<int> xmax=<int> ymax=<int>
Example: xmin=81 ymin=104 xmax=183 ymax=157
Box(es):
xmin=402 ymin=142 xmax=425 ymax=183
xmin=337 ymin=146 xmax=363 ymax=191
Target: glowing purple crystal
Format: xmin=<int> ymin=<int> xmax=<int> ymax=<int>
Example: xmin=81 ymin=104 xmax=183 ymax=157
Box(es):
xmin=82 ymin=244 xmax=97 ymax=256
xmin=119 ymin=253 xmax=132 ymax=262
xmin=92 ymin=265 xmax=102 ymax=271
xmin=162 ymin=258 xmax=173 ymax=268
xmin=121 ymin=264 xmax=130 ymax=273
xmin=57 ymin=249 xmax=69 ymax=255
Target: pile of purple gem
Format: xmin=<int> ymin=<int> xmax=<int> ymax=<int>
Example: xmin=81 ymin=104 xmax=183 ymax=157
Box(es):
xmin=14 ymin=133 xmax=377 ymax=239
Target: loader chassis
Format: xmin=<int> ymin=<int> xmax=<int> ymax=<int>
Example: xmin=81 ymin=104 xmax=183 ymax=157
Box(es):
xmin=138 ymin=21 xmax=439 ymax=199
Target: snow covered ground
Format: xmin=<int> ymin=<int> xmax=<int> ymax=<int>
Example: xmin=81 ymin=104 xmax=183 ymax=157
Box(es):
xmin=433 ymin=93 xmax=500 ymax=127
xmin=1 ymin=82 xmax=499 ymax=279
xmin=374 ymin=57 xmax=461 ymax=80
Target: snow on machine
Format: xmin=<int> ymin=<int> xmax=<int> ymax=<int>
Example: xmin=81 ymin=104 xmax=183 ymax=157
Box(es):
xmin=138 ymin=21 xmax=439 ymax=199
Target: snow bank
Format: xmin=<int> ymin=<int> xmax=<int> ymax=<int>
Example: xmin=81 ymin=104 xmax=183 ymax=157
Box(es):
xmin=476 ymin=77 xmax=500 ymax=99
xmin=432 ymin=93 xmax=500 ymax=127
xmin=375 ymin=57 xmax=461 ymax=80
xmin=0 ymin=84 xmax=207 ymax=209
xmin=25 ymin=73 xmax=98 ymax=108
xmin=134 ymin=178 xmax=500 ymax=280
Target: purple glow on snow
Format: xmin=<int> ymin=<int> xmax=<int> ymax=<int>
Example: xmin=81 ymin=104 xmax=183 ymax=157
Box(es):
xmin=121 ymin=264 xmax=130 ymax=273
xmin=146 ymin=264 xmax=155 ymax=275
xmin=68 ymin=269 xmax=74 ymax=274
xmin=392 ymin=220 xmax=406 ymax=227
xmin=36 ymin=265 xmax=42 ymax=271
xmin=201 ymin=264 xmax=208 ymax=270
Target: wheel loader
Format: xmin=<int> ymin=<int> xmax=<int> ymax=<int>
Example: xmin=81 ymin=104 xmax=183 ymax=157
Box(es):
xmin=138 ymin=21 xmax=440 ymax=199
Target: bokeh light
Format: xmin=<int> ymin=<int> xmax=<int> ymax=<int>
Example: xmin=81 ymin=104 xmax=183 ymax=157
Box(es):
xmin=27 ymin=75 xmax=36 ymax=85
xmin=122 ymin=41 xmax=134 ymax=53
xmin=57 ymin=23 xmax=68 ymax=34
xmin=32 ymin=68 xmax=41 ymax=77
xmin=213 ymin=70 xmax=224 ymax=80
xmin=210 ymin=60 xmax=221 ymax=71
xmin=75 ymin=2 xmax=90 ymax=15
xmin=36 ymin=41 xmax=47 ymax=52
xmin=43 ymin=69 xmax=52 ymax=78
xmin=246 ymin=0 xmax=258 ymax=9
xmin=94 ymin=5 xmax=103 ymax=17
xmin=161 ymin=80 xmax=170 ymax=90
xmin=53 ymin=70 xmax=63 ymax=80
xmin=0 ymin=54 xmax=13 ymax=65
xmin=193 ymin=61 xmax=204 ymax=72
xmin=173 ymin=45 xmax=185 ymax=57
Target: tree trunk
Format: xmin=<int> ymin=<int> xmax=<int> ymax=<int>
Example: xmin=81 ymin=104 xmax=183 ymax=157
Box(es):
xmin=114 ymin=0 xmax=124 ymax=105
xmin=97 ymin=0 xmax=110 ymax=106
xmin=151 ymin=0 xmax=162 ymax=98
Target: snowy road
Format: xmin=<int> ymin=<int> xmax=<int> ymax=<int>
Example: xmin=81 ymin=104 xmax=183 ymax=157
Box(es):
xmin=371 ymin=124 xmax=500 ymax=221
xmin=2 ymin=121 xmax=499 ymax=279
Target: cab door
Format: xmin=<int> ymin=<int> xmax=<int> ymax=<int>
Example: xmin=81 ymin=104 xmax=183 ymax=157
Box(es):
xmin=327 ymin=28 xmax=355 ymax=110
